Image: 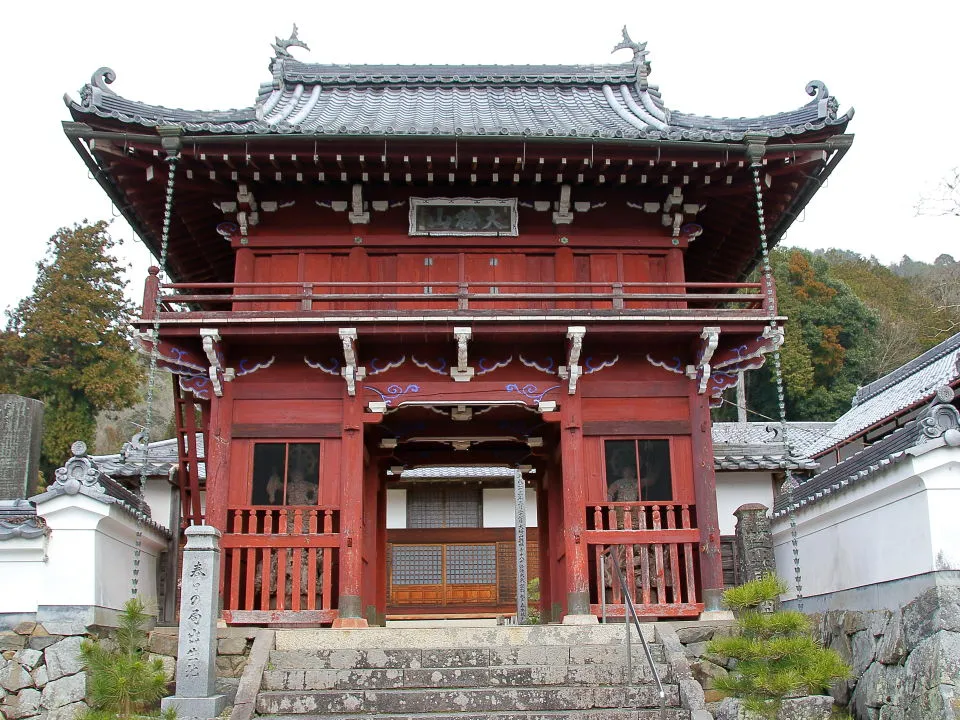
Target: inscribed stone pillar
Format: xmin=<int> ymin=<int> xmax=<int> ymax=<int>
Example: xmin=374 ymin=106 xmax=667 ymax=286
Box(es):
xmin=0 ymin=395 xmax=43 ymax=500
xmin=733 ymin=503 xmax=779 ymax=611
xmin=161 ymin=525 xmax=227 ymax=719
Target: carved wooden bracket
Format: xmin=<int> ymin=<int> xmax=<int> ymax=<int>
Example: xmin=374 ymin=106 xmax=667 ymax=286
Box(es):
xmin=558 ymin=326 xmax=586 ymax=395
xmin=627 ymin=185 xmax=704 ymax=239
xmin=199 ymin=328 xmax=234 ymax=398
xmin=450 ymin=327 xmax=475 ymax=382
xmin=339 ymin=328 xmax=367 ymax=396
xmin=687 ymin=326 xmax=720 ymax=395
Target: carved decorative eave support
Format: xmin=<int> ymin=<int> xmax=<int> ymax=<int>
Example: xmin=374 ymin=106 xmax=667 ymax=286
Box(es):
xmin=450 ymin=327 xmax=475 ymax=382
xmin=687 ymin=327 xmax=720 ymax=395
xmin=520 ymin=185 xmax=605 ymax=224
xmin=199 ymin=328 xmax=234 ymax=398
xmin=339 ymin=328 xmax=366 ymax=396
xmin=627 ymin=186 xmax=704 ymax=239
xmin=558 ymin=326 xmax=586 ymax=395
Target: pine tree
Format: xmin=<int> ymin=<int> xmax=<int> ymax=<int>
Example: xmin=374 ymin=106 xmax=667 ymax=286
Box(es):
xmin=80 ymin=598 xmax=169 ymax=718
xmin=0 ymin=221 xmax=142 ymax=477
xmin=708 ymin=575 xmax=849 ymax=719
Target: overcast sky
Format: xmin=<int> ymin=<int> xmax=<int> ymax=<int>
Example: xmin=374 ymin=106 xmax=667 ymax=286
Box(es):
xmin=1 ymin=0 xmax=957 ymax=314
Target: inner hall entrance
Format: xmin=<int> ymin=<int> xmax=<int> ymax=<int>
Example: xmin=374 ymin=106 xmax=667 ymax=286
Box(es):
xmin=364 ymin=401 xmax=552 ymax=623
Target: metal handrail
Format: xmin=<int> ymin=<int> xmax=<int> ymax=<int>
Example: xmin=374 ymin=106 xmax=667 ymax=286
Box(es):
xmin=607 ymin=547 xmax=667 ymax=720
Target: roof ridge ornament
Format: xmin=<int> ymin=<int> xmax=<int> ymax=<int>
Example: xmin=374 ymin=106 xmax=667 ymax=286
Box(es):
xmin=272 ymin=24 xmax=310 ymax=60
xmin=805 ymin=80 xmax=839 ymax=120
xmin=612 ymin=26 xmax=650 ymax=77
xmin=81 ymin=67 xmax=117 ymax=108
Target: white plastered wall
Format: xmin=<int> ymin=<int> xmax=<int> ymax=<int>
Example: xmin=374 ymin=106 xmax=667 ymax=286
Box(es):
xmin=772 ymin=446 xmax=960 ymax=608
xmin=715 ymin=471 xmax=775 ymax=536
xmin=0 ymin=535 xmax=47 ymax=614
xmin=482 ymin=488 xmax=538 ymax=528
xmin=385 ymin=486 xmax=538 ymax=528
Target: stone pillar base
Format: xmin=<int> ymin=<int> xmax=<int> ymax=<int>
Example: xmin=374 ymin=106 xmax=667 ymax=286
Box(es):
xmin=565 ymin=590 xmax=591 ymax=616
xmin=332 ymin=616 xmax=369 ymax=628
xmin=161 ymin=693 xmax=227 ymax=719
xmin=562 ymin=614 xmax=599 ymax=625
xmin=701 ymin=588 xmax=726 ymax=612
xmin=698 ymin=609 xmax=735 ymax=622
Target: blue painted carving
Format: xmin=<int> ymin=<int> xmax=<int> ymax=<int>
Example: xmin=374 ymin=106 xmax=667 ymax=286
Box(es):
xmin=365 ymin=384 xmax=421 ymax=407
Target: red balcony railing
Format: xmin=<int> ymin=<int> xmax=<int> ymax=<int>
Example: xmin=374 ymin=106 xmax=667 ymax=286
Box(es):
xmin=142 ymin=273 xmax=769 ymax=320
xmin=586 ymin=502 xmax=703 ymax=618
xmin=220 ymin=506 xmax=339 ymax=625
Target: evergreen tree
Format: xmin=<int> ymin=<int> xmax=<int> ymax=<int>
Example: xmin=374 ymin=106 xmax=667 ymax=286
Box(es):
xmin=708 ymin=575 xmax=849 ymax=719
xmin=0 ymin=221 xmax=142 ymax=477
xmin=722 ymin=248 xmax=880 ymax=423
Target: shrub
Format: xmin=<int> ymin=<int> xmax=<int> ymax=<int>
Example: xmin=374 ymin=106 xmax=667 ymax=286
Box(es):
xmin=708 ymin=574 xmax=849 ymax=719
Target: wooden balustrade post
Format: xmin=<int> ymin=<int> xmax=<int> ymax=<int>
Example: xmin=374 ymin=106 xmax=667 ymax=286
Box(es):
xmin=334 ymin=391 xmax=368 ymax=627
xmin=142 ymin=266 xmax=160 ymax=320
xmin=559 ymin=392 xmax=595 ymax=623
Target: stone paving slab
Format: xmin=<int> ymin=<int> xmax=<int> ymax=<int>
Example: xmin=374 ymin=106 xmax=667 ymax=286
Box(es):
xmin=274 ymin=625 xmax=656 ymax=651
xmin=263 ymin=663 xmax=672 ymax=691
xmin=255 ymin=709 xmax=690 ymax=720
xmin=256 ymin=684 xmax=679 ymax=715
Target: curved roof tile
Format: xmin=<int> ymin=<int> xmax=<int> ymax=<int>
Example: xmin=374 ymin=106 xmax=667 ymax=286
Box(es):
xmin=67 ymin=46 xmax=852 ymax=143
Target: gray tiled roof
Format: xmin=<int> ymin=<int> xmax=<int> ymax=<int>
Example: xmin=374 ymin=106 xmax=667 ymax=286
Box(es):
xmin=92 ymin=435 xmax=205 ymax=479
xmin=712 ymin=422 xmax=825 ymax=471
xmin=772 ymin=397 xmax=960 ymax=518
xmin=0 ymin=499 xmax=47 ymax=541
xmin=797 ymin=332 xmax=960 ymax=458
xmin=66 ymin=43 xmax=851 ymax=142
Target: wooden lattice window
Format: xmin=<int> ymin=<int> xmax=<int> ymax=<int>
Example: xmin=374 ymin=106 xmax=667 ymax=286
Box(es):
xmin=445 ymin=545 xmax=497 ymax=584
xmin=407 ymin=485 xmax=482 ymax=528
xmin=391 ymin=545 xmax=442 ymax=585
xmin=251 ymin=443 xmax=320 ymax=506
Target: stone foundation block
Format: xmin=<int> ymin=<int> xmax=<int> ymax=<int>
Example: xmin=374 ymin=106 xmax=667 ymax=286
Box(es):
xmin=0 ymin=663 xmax=31 ymax=693
xmin=40 ymin=672 xmax=86 ymax=710
xmin=147 ymin=631 xmax=179 ymax=658
xmin=4 ymin=687 xmax=40 ymax=720
xmin=43 ymin=637 xmax=84 ymax=682
xmin=217 ymin=635 xmax=248 ymax=656
xmin=45 ymin=701 xmax=88 ymax=720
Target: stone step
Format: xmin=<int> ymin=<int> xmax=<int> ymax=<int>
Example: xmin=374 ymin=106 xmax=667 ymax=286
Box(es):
xmin=268 ymin=644 xmax=665 ymax=670
xmin=256 ymin=685 xmax=681 ymax=715
xmin=256 ymin=710 xmax=689 ymax=720
xmin=273 ymin=624 xmax=656 ymax=652
xmin=262 ymin=662 xmax=673 ymax=691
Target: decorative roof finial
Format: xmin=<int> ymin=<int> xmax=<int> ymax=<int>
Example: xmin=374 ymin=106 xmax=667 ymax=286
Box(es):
xmin=272 ymin=24 xmax=310 ymax=60
xmin=612 ymin=26 xmax=650 ymax=74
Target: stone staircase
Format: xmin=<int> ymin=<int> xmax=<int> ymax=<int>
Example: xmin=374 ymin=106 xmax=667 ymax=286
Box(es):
xmin=253 ymin=624 xmax=689 ymax=720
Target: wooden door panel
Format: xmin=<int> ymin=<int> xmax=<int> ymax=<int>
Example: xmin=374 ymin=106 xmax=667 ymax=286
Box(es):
xmin=589 ymin=253 xmax=619 ymax=310
xmin=464 ymin=253 xmax=496 ymax=309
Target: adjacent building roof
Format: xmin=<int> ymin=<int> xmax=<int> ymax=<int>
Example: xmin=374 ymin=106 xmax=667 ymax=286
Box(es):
xmin=0 ymin=499 xmax=47 ymax=541
xmin=66 ymin=31 xmax=851 ymax=143
xmin=796 ymin=332 xmax=960 ymax=458
xmin=712 ymin=422 xmax=824 ymax=471
xmin=773 ymin=397 xmax=960 ymax=518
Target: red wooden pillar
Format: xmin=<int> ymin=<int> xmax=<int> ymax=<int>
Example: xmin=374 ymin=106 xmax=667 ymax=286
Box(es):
xmin=560 ymin=392 xmax=592 ymax=619
xmin=203 ymin=380 xmax=232 ymax=534
xmin=689 ymin=389 xmax=724 ymax=611
xmin=361 ymin=457 xmax=380 ymax=624
xmin=545 ymin=457 xmax=566 ymax=621
xmin=535 ymin=464 xmax=552 ymax=621
xmin=334 ymin=391 xmax=368 ymax=627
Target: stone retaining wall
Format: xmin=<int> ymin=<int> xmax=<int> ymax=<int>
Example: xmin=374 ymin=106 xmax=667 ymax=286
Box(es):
xmin=0 ymin=623 xmax=256 ymax=720
xmin=814 ymin=584 xmax=960 ymax=720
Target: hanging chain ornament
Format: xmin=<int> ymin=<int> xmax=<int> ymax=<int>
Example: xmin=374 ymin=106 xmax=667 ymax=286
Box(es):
xmin=132 ymin=151 xmax=179 ymax=598
xmin=751 ymin=164 xmax=804 ymax=612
